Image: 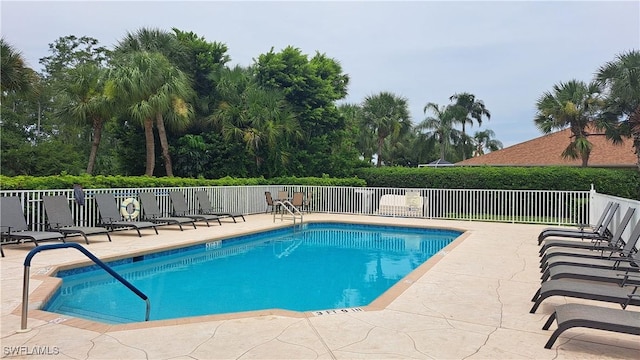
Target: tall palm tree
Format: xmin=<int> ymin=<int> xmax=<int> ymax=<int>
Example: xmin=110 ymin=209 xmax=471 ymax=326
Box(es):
xmin=56 ymin=63 xmax=112 ymax=174
xmin=417 ymin=103 xmax=461 ymax=162
xmin=113 ymin=28 xmax=194 ymax=176
xmin=449 ymin=92 xmax=491 ymax=160
xmin=596 ymin=50 xmax=640 ymax=172
xmin=472 ymin=129 xmax=503 ymax=156
xmin=108 ymin=51 xmax=193 ymax=176
xmin=534 ymin=80 xmax=603 ymax=167
xmin=361 ymin=92 xmax=411 ymax=167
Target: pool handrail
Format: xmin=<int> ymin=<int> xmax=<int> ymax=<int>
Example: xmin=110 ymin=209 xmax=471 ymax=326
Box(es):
xmin=273 ymin=200 xmax=303 ymax=227
xmin=20 ymin=243 xmax=150 ymax=331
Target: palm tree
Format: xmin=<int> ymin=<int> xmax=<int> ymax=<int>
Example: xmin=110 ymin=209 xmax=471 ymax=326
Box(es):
xmin=339 ymin=103 xmax=374 ymax=163
xmin=109 ymin=51 xmax=193 ymax=176
xmin=113 ymin=28 xmax=194 ymax=176
xmin=361 ymin=92 xmax=411 ymax=167
xmin=472 ymin=129 xmax=503 ymax=156
xmin=1 ymin=38 xmax=35 ymax=99
xmin=449 ymin=92 xmax=491 ymax=160
xmin=115 ymin=28 xmax=187 ymax=67
xmin=211 ymin=65 xmax=300 ymax=175
xmin=534 ymin=80 xmax=603 ymax=167
xmin=596 ymin=50 xmax=640 ymax=172
xmin=417 ymin=103 xmax=461 ymax=162
xmin=56 ymin=63 xmax=113 ymax=174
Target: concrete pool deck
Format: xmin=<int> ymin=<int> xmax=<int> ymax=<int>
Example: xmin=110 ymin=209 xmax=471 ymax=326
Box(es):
xmin=1 ymin=214 xmax=638 ymax=359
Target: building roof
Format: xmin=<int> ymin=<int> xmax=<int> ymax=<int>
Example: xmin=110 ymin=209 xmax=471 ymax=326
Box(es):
xmin=456 ymin=127 xmax=637 ymax=168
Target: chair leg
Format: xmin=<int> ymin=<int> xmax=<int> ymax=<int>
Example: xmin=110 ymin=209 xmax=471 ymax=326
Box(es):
xmin=531 ymin=288 xmax=541 ymax=302
xmin=542 ymin=311 xmax=557 ymax=330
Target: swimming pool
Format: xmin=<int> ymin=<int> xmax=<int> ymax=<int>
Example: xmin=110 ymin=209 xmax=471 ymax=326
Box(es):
xmin=45 ymin=223 xmax=461 ymax=324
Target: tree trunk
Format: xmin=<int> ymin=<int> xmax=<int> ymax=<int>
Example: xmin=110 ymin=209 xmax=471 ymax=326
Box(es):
xmin=632 ymin=106 xmax=640 ymax=174
xmin=461 ymin=123 xmax=467 ymax=160
xmin=581 ymin=153 xmax=589 ymax=167
xmin=85 ymin=116 xmax=103 ymax=175
xmin=631 ymin=127 xmax=640 ymax=199
xmin=156 ymin=112 xmax=174 ymax=177
xmin=144 ymin=117 xmax=155 ymax=176
xmin=376 ymin=136 xmax=384 ymax=167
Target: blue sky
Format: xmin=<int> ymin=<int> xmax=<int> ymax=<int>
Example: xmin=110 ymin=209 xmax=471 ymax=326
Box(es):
xmin=2 ymin=1 xmax=639 ymax=147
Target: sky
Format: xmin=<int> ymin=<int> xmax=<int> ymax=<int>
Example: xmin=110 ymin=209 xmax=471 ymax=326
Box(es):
xmin=2 ymin=1 xmax=639 ymax=147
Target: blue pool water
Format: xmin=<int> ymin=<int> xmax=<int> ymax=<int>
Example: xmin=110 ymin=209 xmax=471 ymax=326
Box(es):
xmin=45 ymin=223 xmax=461 ymax=324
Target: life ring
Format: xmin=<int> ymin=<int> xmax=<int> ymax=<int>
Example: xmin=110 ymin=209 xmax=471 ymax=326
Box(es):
xmin=120 ymin=198 xmax=140 ymax=220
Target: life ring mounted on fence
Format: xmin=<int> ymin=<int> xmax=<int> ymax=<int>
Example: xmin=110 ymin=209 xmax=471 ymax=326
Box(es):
xmin=120 ymin=198 xmax=140 ymax=220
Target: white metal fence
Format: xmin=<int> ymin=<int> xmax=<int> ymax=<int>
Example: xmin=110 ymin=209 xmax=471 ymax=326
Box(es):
xmin=0 ymin=186 xmax=607 ymax=232
xmin=590 ymin=191 xmax=640 ymax=243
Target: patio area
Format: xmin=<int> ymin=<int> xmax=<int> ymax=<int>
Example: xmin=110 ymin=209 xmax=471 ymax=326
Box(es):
xmin=1 ymin=213 xmax=638 ymax=359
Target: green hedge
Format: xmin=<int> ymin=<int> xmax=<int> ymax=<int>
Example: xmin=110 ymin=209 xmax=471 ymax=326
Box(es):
xmin=0 ymin=174 xmax=366 ymax=190
xmin=355 ymin=166 xmax=640 ymax=199
xmin=2 ymin=167 xmax=637 ymax=200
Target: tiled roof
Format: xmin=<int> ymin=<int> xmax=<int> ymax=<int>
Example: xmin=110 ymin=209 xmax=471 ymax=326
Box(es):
xmin=456 ymin=126 xmax=637 ymax=167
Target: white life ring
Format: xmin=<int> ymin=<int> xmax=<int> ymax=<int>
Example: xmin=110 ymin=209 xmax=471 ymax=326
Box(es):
xmin=120 ymin=198 xmax=140 ymax=220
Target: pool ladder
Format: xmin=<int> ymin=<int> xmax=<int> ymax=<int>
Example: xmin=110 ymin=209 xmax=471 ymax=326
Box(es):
xmin=273 ymin=200 xmax=303 ymax=230
xmin=19 ymin=243 xmax=150 ymax=332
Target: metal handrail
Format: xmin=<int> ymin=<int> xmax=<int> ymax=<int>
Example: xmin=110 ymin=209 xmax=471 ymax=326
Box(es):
xmin=273 ymin=200 xmax=303 ymax=227
xmin=20 ymin=243 xmax=150 ymax=331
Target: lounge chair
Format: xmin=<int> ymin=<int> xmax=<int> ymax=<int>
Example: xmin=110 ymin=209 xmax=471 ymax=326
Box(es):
xmin=540 ymin=212 xmax=635 ymax=263
xmin=530 ymin=278 xmax=640 ymax=313
xmin=195 ymin=190 xmax=245 ymax=222
xmin=168 ymin=191 xmax=221 ymax=227
xmin=538 ymin=206 xmax=633 ymax=256
xmin=0 ymin=197 xmax=65 ymax=257
xmin=542 ymin=303 xmax=640 ymax=349
xmin=540 ymin=241 xmax=636 ymax=267
xmin=540 ymin=220 xmax=640 ymax=273
xmin=542 ymin=263 xmax=640 ymax=286
xmin=138 ymin=192 xmax=197 ymax=231
xmin=537 ymin=201 xmax=616 ymax=245
xmin=94 ymin=193 xmax=159 ymax=237
xmin=42 ymin=195 xmax=111 ymax=244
